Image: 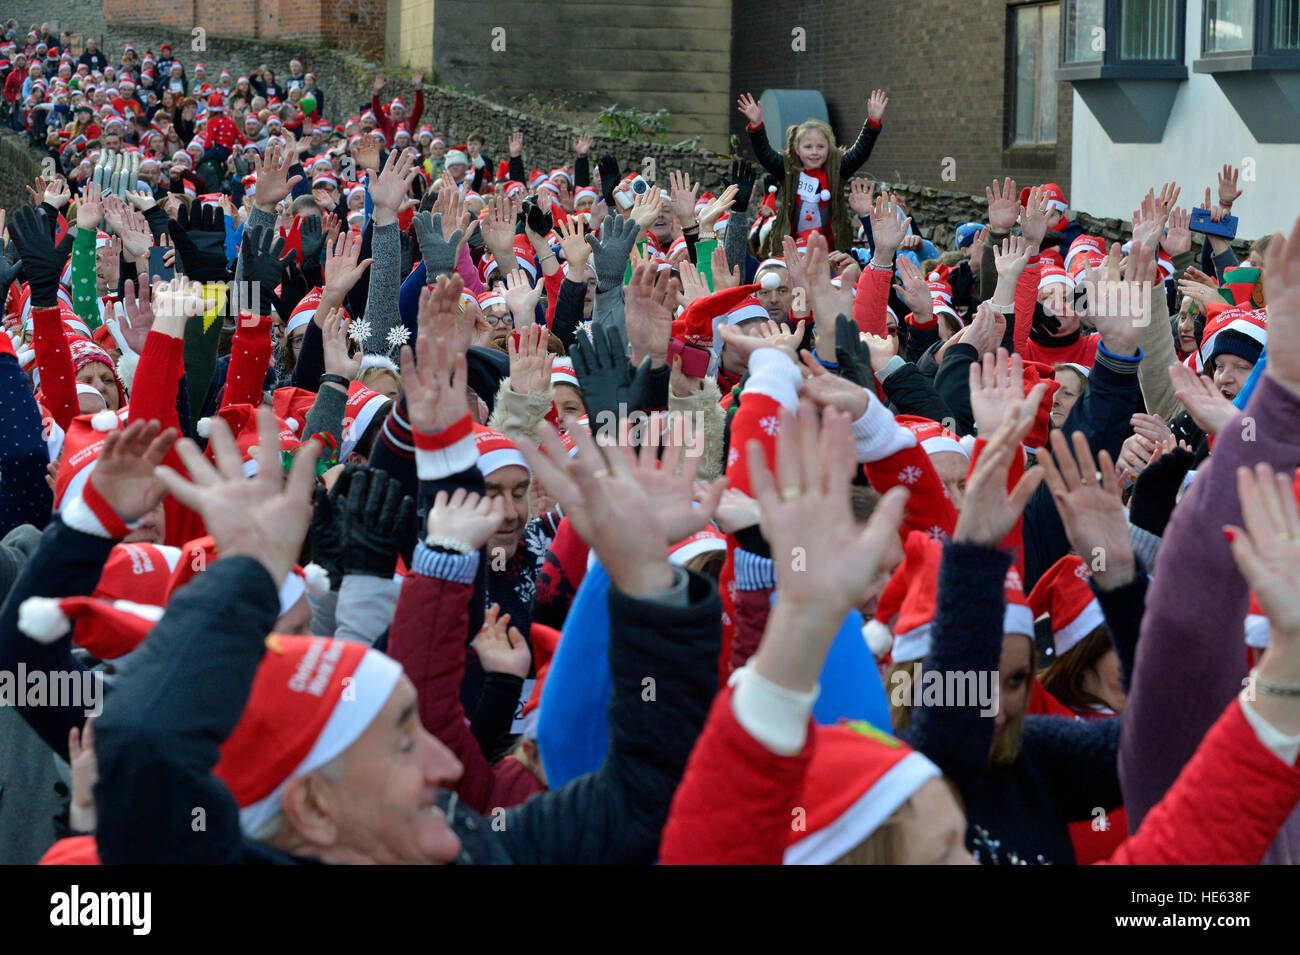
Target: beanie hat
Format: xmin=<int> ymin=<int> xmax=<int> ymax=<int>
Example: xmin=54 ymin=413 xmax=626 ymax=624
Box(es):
xmin=215 ymin=634 xmax=403 ymax=833
xmin=1219 ymin=264 xmax=1265 ymax=309
xmin=784 ymin=720 xmax=941 ymax=864
xmin=1027 ymin=554 xmax=1106 ymax=657
xmin=473 ymin=425 xmax=530 ymax=476
xmin=1200 ymin=304 xmax=1267 ymax=374
xmin=444 ymin=149 xmax=469 ymax=168
xmin=954 ymin=222 xmax=983 ymax=249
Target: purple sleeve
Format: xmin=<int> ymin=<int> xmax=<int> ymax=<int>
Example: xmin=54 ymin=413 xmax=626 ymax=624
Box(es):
xmin=1119 ymin=375 xmax=1300 ymax=830
xmin=457 ymin=242 xmax=485 ymax=295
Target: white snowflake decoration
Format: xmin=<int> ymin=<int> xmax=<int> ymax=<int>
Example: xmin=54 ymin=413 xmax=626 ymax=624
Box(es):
xmin=385 ymin=325 xmax=411 ymax=352
xmin=898 ymin=465 xmax=922 ymax=486
xmin=759 ymin=415 xmax=780 ymax=436
xmin=348 ymin=317 xmax=372 ymax=345
xmin=927 ymin=524 xmax=947 ymax=541
xmin=726 ymin=446 xmax=739 ymax=468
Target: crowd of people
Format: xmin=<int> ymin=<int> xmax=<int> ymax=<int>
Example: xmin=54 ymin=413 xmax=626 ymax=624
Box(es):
xmin=1 ymin=26 xmax=1300 ymax=868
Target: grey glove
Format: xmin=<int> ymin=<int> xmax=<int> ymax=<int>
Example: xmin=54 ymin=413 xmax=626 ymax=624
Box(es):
xmin=586 ymin=213 xmax=639 ymax=293
xmin=412 ymin=210 xmax=463 ymax=280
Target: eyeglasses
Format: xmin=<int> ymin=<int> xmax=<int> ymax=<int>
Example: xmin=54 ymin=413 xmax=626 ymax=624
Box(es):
xmin=484 ymin=311 xmax=513 ymax=326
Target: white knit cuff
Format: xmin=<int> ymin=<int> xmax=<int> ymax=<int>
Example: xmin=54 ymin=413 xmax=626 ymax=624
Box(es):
xmin=729 ymin=664 xmax=818 ymax=756
xmin=743 ymin=348 xmax=802 ymax=411
xmin=1239 ymin=691 xmax=1300 ymax=766
xmin=851 ymin=397 xmax=915 ymax=463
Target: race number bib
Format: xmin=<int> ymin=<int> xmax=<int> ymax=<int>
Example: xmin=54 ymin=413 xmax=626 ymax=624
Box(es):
xmin=796 ymin=173 xmax=819 ymax=202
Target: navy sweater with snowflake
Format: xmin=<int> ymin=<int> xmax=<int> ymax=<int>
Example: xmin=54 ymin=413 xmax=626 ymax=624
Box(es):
xmin=900 ymin=542 xmax=1122 ymax=865
xmin=0 ymin=353 xmax=52 ymax=537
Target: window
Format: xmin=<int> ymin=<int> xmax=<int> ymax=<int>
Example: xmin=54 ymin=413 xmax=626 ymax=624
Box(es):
xmin=1013 ymin=3 xmax=1061 ymax=144
xmin=1200 ymin=0 xmax=1300 ymax=57
xmin=1205 ymin=0 xmax=1255 ymax=52
xmin=1061 ymin=0 xmax=1187 ymax=72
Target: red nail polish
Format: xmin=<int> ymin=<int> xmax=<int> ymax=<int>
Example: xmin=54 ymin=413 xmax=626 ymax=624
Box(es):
xmin=1223 ymin=528 xmax=1236 ymax=543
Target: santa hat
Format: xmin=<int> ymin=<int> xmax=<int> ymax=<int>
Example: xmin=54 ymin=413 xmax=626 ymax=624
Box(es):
xmin=1017 ymin=360 xmax=1060 ymax=449
xmin=517 ymin=624 xmax=561 ymax=739
xmin=501 ymin=180 xmax=527 ymax=200
xmin=784 ymin=720 xmax=941 ymax=864
xmin=573 ymin=186 xmax=598 ymax=206
xmin=1199 ymin=303 xmax=1267 ymax=374
xmin=670 ymin=283 xmax=763 ymax=375
xmin=17 ymin=595 xmax=164 ymax=659
xmin=207 ymin=91 xmax=224 ymax=111
xmin=550 ymin=356 xmax=580 ymax=390
xmin=215 ymin=634 xmax=403 ymax=833
xmin=389 ymin=97 xmax=406 ymax=112
xmin=92 ymin=542 xmax=184 ymax=606
xmin=286 ymin=288 xmax=323 ymax=335
xmin=896 ymin=415 xmax=967 ymax=459
xmin=272 ymin=386 xmax=319 ymax=439
xmin=1003 ymin=565 xmax=1034 ymax=638
xmin=340 ymin=382 xmax=391 ymax=460
xmin=549 ymin=167 xmax=573 ymax=185
xmin=880 ymin=532 xmax=942 ymax=663
xmin=1027 ymin=555 xmax=1106 ymax=657
xmin=473 ymin=425 xmax=530 ymax=476
xmin=52 ymin=409 xmax=125 ymax=509
xmin=668 ymin=526 xmax=726 ymax=566
xmin=1019 ymin=182 xmax=1069 ymax=226
xmin=476 ymin=289 xmax=505 ymax=312
xmin=195 ymin=404 xmax=300 ymax=476
xmin=1038 ymin=263 xmax=1076 ymax=292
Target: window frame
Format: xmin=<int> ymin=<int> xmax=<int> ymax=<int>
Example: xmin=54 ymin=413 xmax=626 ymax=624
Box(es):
xmin=1196 ymin=0 xmax=1300 ymax=71
xmin=1059 ymin=0 xmax=1189 ymax=79
xmin=1008 ymin=1 xmax=1063 ymax=147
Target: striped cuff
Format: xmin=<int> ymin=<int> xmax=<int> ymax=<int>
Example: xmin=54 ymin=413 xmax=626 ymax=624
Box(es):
xmin=414 ymin=414 xmax=478 ymax=480
xmin=411 ymin=542 xmax=480 ymax=583
xmin=1128 ymin=523 xmax=1162 ymax=571
xmin=1095 ymin=341 xmax=1142 ymax=373
xmin=63 ymin=480 xmax=129 ymax=539
xmin=735 ymin=548 xmax=776 ymax=590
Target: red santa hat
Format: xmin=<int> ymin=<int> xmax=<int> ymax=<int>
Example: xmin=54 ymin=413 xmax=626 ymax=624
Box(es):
xmin=1003 ymin=565 xmax=1034 ymax=638
xmin=1038 ymin=263 xmax=1076 ymax=292
xmin=784 ymin=720 xmax=941 ymax=864
xmin=52 ymin=409 xmax=126 ymax=509
xmin=668 ymin=526 xmax=726 ymax=566
xmin=550 ymin=356 xmax=580 ymax=390
xmin=473 ymin=425 xmax=530 ymax=476
xmin=896 ymin=415 xmax=967 ymax=459
xmin=501 ymin=180 xmax=527 ymax=200
xmin=879 ymin=531 xmax=942 ymax=663
xmin=670 ymin=283 xmax=763 ymax=373
xmin=476 ymin=289 xmax=505 ymax=312
xmin=573 ymin=186 xmax=598 ymax=206
xmin=272 ymin=386 xmax=319 ymax=439
xmin=389 ymin=97 xmax=406 ymax=112
xmin=195 ymin=403 xmax=300 ymax=476
xmin=1196 ymin=303 xmax=1268 ymax=374
xmin=340 ymin=382 xmax=391 ymax=460
xmin=286 ymin=288 xmax=323 ymax=335
xmin=214 ymin=634 xmax=404 ymax=832
xmin=17 ymin=595 xmax=164 ymax=660
xmin=1027 ymin=554 xmax=1107 ymax=657
xmin=528 ymin=169 xmax=548 ymax=190
xmin=207 ymin=91 xmax=224 ymax=111
xmin=91 ymin=542 xmax=184 ymax=607
xmin=1019 ymin=182 xmax=1069 ymax=228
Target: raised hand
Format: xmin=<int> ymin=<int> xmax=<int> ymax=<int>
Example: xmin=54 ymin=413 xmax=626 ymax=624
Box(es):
xmin=1082 ymin=241 xmax=1156 ymax=357
xmin=507 ymin=323 xmax=553 ymax=394
xmin=868 ymin=191 xmax=911 ymax=258
xmin=370 ymin=147 xmax=419 ymax=226
xmin=1169 ymin=361 xmax=1237 ymax=436
xmin=697 ymin=184 xmax=738 ymax=234
xmin=799 ymin=351 xmax=871 ymax=417
xmin=986 ymin=177 xmax=1021 ymax=234
xmin=585 ymin=213 xmax=639 ymax=292
xmin=1019 ymin=185 xmax=1050 ymax=252
xmin=952 ymin=380 xmax=1048 ymax=546
xmin=557 ymin=216 xmax=590 ymax=274
xmin=75 ymin=181 xmax=104 ymax=230
xmin=1227 ymin=465 xmax=1300 ymax=661
xmin=322 ymin=228 xmax=374 ymax=301
xmin=737 ymin=92 xmax=763 ymax=126
xmin=1037 ymin=429 xmax=1135 ymax=589
xmin=668 ymin=170 xmax=699 ymax=228
xmin=67 ymin=718 xmax=98 ymax=834
xmin=624 ymin=262 xmax=675 ymax=368
xmin=1218 ymin=163 xmax=1243 ymax=208
xmin=848 ymin=178 xmax=875 ymax=217
xmin=253 ymin=143 xmax=303 ymax=211
xmin=1261 ymin=210 xmax=1300 ymax=397
xmin=992 ymin=233 xmax=1031 ymax=281
xmin=573 ymin=132 xmax=594 ymax=157
xmin=338 ymin=466 xmax=416 ymax=579
xmin=1130 ymin=188 xmax=1168 ymax=251
xmin=894 ymin=255 xmax=933 ymax=318
xmin=969 ymin=347 xmax=1029 ymax=436
xmin=508 ymin=131 xmax=524 ymax=158
xmin=962 ymin=302 xmax=1007 ymax=358
xmin=400 ymin=275 xmax=472 ymax=434
xmin=88 ymin=419 xmax=179 ymax=522
xmin=321 ymin=307 xmax=360 ymax=381
xmin=1162 ymin=206 xmax=1192 ymax=257
xmin=867 ymin=89 xmax=889 ymax=124
xmin=472 ymin=602 xmax=531 ymax=679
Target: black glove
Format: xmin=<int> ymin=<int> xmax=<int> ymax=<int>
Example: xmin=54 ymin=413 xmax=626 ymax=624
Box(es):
xmin=1128 ymin=445 xmax=1196 ymax=537
xmin=571 ymin=324 xmax=653 ymax=427
xmin=0 ymin=235 xmax=23 ymax=293
xmin=523 ymin=198 xmax=552 ymax=237
xmin=1031 ymin=301 xmax=1062 ymax=336
xmin=298 ymin=213 xmax=326 ymax=277
xmin=175 ymin=201 xmax=230 ymax=281
xmin=339 ymin=467 xmax=416 ymax=579
xmin=239 ymin=224 xmax=296 ymax=316
xmin=596 ymin=154 xmax=621 ymax=208
xmin=728 ymin=159 xmax=755 ymax=206
xmin=8 ymin=206 xmax=61 ymax=307
xmin=832 ymin=313 xmax=875 ymax=389
xmin=309 ymin=477 xmax=347 ymax=590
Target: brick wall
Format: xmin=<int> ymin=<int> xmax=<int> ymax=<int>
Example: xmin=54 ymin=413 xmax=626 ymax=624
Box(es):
xmin=731 ymin=0 xmax=1073 ymax=199
xmin=0 ymin=131 xmax=46 ymax=212
xmin=101 ymin=0 xmax=387 ymax=59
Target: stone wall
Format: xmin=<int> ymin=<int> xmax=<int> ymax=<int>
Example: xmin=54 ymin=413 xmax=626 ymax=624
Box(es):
xmin=0 ymin=131 xmax=46 ymax=213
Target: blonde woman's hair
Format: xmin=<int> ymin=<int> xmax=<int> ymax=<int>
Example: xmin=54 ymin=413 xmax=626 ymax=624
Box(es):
xmin=358 ymin=364 xmax=403 ymax=392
